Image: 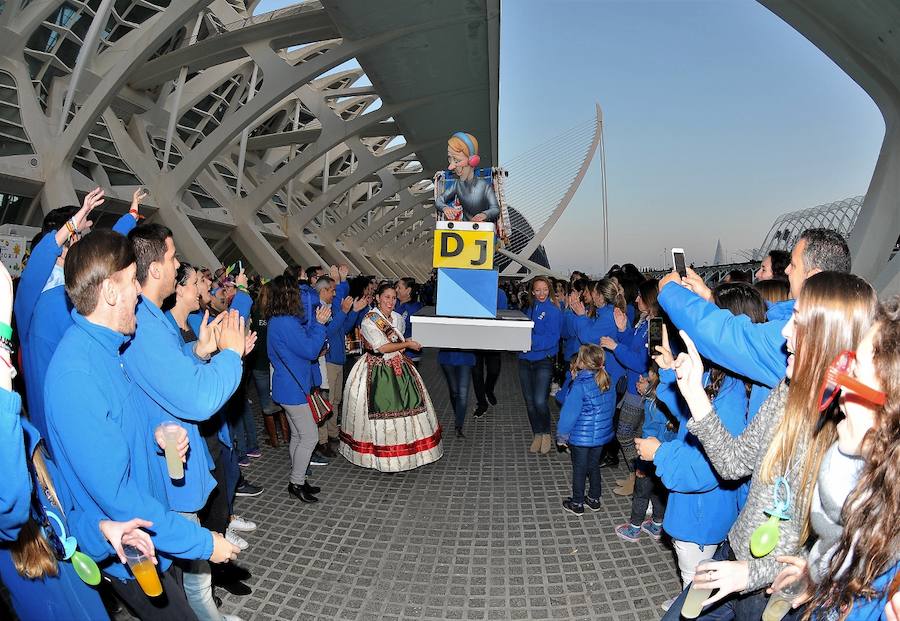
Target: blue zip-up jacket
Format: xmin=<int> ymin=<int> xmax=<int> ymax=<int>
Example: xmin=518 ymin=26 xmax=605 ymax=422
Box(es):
xmin=659 ymin=283 xmax=790 ymax=389
xmin=612 ymin=318 xmax=650 ymax=397
xmin=653 ymin=368 xmax=750 ymax=545
xmin=14 ymin=214 xmax=136 ymax=445
xmin=561 ymin=309 xmax=580 ymax=360
xmin=766 ymin=299 xmax=794 ymax=321
xmin=123 ymin=297 xmax=243 ymax=513
xmin=497 ymin=288 xmax=509 ymax=311
xmin=0 ymin=390 xmax=111 ymax=620
xmin=268 ymin=315 xmax=326 ymax=405
xmin=641 ymin=397 xmax=677 ymax=444
xmin=45 ymin=312 xmax=213 ymax=580
xmin=519 ymin=299 xmax=562 ymax=361
xmin=841 ymin=561 xmax=899 ymax=621
xmin=438 ymin=349 xmax=476 ymax=366
xmin=556 ymin=370 xmax=616 ymax=447
xmin=324 ymin=304 xmax=358 ymax=366
xmin=395 ymin=300 xmax=423 ymax=362
xmin=571 ymin=305 xmax=625 ymax=382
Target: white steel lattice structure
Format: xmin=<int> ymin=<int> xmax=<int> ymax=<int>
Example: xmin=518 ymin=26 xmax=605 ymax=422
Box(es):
xmin=0 ymin=0 xmax=500 ymax=280
xmin=756 ymin=195 xmax=863 ymax=258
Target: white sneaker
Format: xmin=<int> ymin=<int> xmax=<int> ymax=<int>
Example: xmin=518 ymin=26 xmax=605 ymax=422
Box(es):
xmin=549 ymin=382 xmax=560 ymax=396
xmin=225 ymin=528 xmax=249 ymax=551
xmin=222 ymin=615 xmax=244 ymax=621
xmin=660 ymin=596 xmax=678 ymax=612
xmin=229 ymin=515 xmax=257 ymax=533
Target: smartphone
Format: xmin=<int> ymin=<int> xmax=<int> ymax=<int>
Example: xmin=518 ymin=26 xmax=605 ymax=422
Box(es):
xmin=138 ymin=186 xmax=150 ymax=199
xmin=648 ymin=317 xmax=664 ymax=352
xmin=672 ymin=248 xmax=687 ymax=278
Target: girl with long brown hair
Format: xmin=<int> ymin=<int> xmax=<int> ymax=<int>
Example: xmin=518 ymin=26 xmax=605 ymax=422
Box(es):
xmin=767 ymin=296 xmax=900 ymax=620
xmin=659 ymin=272 xmax=878 ymax=621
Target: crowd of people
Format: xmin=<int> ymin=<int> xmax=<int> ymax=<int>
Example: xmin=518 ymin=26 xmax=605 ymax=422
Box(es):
xmin=0 ymin=183 xmax=896 ymax=621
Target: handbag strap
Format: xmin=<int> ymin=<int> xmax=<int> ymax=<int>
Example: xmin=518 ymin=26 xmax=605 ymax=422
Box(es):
xmin=272 ymin=342 xmax=313 ymax=397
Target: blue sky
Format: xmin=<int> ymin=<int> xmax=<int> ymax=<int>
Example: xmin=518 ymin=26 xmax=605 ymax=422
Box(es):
xmin=257 ymin=0 xmax=884 ymax=274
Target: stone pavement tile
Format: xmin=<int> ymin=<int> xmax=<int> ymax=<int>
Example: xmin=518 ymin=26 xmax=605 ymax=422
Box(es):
xmin=222 ymin=352 xmax=683 ymax=620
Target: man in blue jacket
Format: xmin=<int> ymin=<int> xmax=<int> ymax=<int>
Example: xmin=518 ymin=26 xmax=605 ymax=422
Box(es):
xmin=123 ymin=224 xmax=247 ymax=621
xmin=44 ymin=230 xmax=239 ymax=620
xmin=657 ymin=229 xmax=850 ymax=394
xmin=15 ymin=188 xmax=140 ymax=447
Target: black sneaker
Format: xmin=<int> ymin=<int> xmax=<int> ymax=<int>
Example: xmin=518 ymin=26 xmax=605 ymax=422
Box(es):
xmin=562 ymin=499 xmax=584 ymax=516
xmin=486 ymin=391 xmax=497 ymax=406
xmin=585 ymin=497 xmax=602 ymax=512
xmin=235 ymin=481 xmax=264 ymax=497
xmin=473 ymin=404 xmax=488 ymax=418
xmin=600 ymin=454 xmax=619 ymax=468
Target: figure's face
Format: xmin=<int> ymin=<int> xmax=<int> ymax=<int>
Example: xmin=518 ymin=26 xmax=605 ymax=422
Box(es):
xmin=786 ymin=239 xmax=812 ymax=300
xmin=319 ymin=283 xmax=336 ymax=305
xmin=198 ymin=274 xmax=212 ymax=304
xmin=836 ymin=326 xmax=880 ymax=456
xmin=532 ymin=280 xmax=549 ymax=303
xmin=447 ymin=146 xmax=469 ymax=172
xmin=159 ymin=237 xmax=180 ymax=297
xmin=781 ymin=304 xmax=799 ymax=379
xmin=636 ymin=294 xmax=648 ymax=314
xmin=377 ymin=288 xmax=397 ymax=314
xmin=591 ymin=288 xmax=604 ymax=307
xmin=177 ymin=271 xmax=200 ymax=313
xmin=112 ymin=263 xmax=141 ymax=335
xmin=756 ymin=255 xmax=773 ymax=282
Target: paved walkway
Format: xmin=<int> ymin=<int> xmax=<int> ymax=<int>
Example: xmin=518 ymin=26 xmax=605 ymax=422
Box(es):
xmin=222 ymin=352 xmax=682 ymax=620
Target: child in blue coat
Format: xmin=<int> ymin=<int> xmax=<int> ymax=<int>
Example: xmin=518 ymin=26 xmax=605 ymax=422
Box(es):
xmin=615 ymin=367 xmax=675 ymax=542
xmin=556 ymin=344 xmax=616 ymax=516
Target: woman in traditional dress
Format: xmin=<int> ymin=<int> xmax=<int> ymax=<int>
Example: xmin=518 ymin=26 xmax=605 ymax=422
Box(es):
xmin=339 ymin=283 xmax=443 ymax=472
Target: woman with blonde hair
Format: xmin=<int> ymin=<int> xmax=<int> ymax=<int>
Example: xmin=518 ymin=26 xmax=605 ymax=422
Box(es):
xmin=660 ymin=271 xmax=878 ymax=621
xmin=519 ymin=276 xmax=563 ymax=454
xmin=434 ymin=132 xmax=500 ymax=223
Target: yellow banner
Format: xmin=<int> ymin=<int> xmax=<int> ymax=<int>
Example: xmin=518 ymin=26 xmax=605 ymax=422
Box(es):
xmin=432 ymin=229 xmax=495 ymax=269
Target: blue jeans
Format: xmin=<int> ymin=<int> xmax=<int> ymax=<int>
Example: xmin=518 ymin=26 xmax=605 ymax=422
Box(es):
xmin=661 ymin=541 xmax=806 ymax=621
xmin=230 ymin=386 xmax=259 ymax=458
xmin=251 ymin=368 xmax=276 ymax=414
xmin=441 ymin=364 xmax=472 ymax=428
xmin=518 ymin=357 xmax=554 ymax=434
xmin=569 ymin=444 xmax=603 ymax=504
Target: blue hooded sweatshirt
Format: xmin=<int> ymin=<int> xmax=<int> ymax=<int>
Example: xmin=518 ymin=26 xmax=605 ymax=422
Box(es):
xmin=0 ymin=389 xmax=111 ymax=620
xmin=45 ymin=312 xmax=213 ymax=581
xmin=14 ymin=214 xmax=136 ymax=447
xmin=556 ymin=370 xmax=616 ymax=447
xmin=653 ymin=368 xmax=750 ymax=545
xmin=122 ymin=297 xmax=243 ymax=513
xmin=519 ymin=299 xmax=563 ymax=361
xmin=395 ymin=300 xmax=424 ymax=362
xmin=611 ymin=317 xmax=650 ymax=398
xmin=570 ymin=304 xmax=625 ymax=384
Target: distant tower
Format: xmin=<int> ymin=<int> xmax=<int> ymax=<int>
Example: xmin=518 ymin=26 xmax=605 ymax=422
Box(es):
xmin=713 ymin=239 xmax=725 ymax=265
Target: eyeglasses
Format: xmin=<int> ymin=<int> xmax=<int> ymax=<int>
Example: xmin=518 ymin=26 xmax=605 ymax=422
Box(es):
xmin=817 ymin=350 xmax=886 ymax=413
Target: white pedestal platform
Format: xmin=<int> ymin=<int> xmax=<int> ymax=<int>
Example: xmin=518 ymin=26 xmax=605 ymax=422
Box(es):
xmin=410 ymin=307 xmax=534 ymax=351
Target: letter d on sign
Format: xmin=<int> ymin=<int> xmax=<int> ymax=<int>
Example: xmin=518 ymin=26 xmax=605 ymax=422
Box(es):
xmin=441 ymin=232 xmax=464 ymax=257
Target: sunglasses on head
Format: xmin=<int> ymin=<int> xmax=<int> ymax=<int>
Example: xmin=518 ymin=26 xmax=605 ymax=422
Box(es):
xmin=817 ymin=350 xmax=886 ymax=413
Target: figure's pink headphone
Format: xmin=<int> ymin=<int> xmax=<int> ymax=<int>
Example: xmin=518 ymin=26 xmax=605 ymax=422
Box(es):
xmin=452 ymin=132 xmax=480 ymax=168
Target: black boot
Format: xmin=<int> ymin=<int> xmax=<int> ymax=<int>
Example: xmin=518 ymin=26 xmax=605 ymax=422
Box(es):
xmin=287 ymin=483 xmax=318 ymax=503
xmin=301 ymin=481 xmax=321 ymax=495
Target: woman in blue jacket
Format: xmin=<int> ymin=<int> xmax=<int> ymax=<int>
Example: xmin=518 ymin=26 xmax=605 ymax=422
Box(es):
xmin=555 ymin=344 xmax=616 ymax=515
xmin=266 ymin=276 xmax=329 ymax=504
xmin=519 ymin=276 xmax=563 ymax=454
xmin=601 ymin=279 xmax=658 ymax=495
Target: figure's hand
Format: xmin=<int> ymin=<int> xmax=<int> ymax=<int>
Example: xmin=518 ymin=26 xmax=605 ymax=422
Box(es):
xmin=674 ymin=330 xmax=713 ymax=419
xmin=405 ymin=340 xmax=423 ymax=352
xmin=471 ymin=213 xmax=486 ymax=222
xmin=195 ymin=311 xmax=224 ymax=358
xmin=634 ymin=437 xmax=661 ymax=461
xmin=614 ymin=307 xmax=628 ymax=331
xmin=341 ymin=296 xmax=353 ymax=314
xmin=768 ymin=556 xmax=812 ymax=607
xmin=338 ymin=264 xmax=349 ymax=280
xmin=636 ymin=375 xmax=650 ymax=396
xmin=69 ymin=187 xmax=104 ymax=236
xmin=886 ymin=591 xmax=900 ymax=621
xmin=570 ymin=298 xmax=586 ymax=316
xmin=209 ymin=532 xmax=240 ymax=564
xmin=683 ymin=267 xmax=713 ymax=302
xmin=243 ymin=331 xmax=257 ymax=357
xmin=600 ymin=336 xmax=617 ymax=351
xmin=154 ymin=424 xmax=189 ymax=462
xmin=329 ymin=265 xmax=339 ymax=281
xmin=234 ymin=269 xmax=248 ymax=288
xmin=315 ymin=305 xmax=332 ymax=325
xmin=100 ymin=518 xmax=155 ymax=564
xmin=652 ymin=324 xmax=675 ymax=370
xmin=692 ymin=560 xmax=749 ymax=607
xmin=658 ymin=270 xmax=683 ymax=293
xmin=130 ymin=187 xmax=148 ymax=214
xmin=353 ymin=296 xmax=370 ymax=312
xmin=217 ymin=310 xmax=246 ymax=356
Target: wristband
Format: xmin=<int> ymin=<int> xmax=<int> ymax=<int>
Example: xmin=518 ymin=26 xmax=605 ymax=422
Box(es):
xmin=0 ymin=336 xmax=12 ymax=354
xmin=0 ymin=322 xmax=11 ymax=341
xmin=236 ymin=284 xmax=248 ymax=293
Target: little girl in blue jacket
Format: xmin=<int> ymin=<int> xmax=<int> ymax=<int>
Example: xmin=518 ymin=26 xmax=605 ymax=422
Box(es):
xmin=556 ymin=344 xmax=616 ymax=515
